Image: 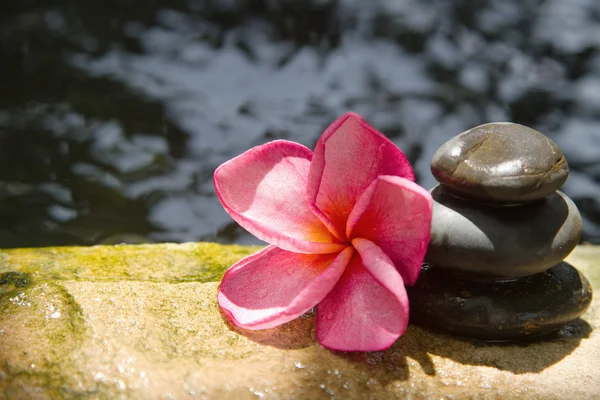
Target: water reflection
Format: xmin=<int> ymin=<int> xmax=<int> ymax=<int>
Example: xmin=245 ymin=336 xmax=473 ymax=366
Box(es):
xmin=1 ymin=0 xmax=599 ymax=247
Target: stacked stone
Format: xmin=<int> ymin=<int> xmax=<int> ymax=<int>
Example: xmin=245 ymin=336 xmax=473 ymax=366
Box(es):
xmin=407 ymin=122 xmax=593 ymax=340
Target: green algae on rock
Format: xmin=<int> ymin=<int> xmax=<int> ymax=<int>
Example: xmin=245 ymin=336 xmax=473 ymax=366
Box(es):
xmin=0 ymin=242 xmax=261 ymax=283
xmin=0 ymin=242 xmax=598 ymax=399
xmin=0 ymin=281 xmax=87 ymax=399
xmin=0 ymin=271 xmax=31 ymax=287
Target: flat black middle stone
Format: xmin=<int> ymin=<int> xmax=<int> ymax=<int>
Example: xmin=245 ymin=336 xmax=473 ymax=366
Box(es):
xmin=406 ymin=261 xmax=593 ymax=341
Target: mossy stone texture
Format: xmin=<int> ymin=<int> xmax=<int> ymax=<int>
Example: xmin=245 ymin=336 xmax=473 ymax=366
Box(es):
xmin=0 ymin=242 xmax=599 ymax=399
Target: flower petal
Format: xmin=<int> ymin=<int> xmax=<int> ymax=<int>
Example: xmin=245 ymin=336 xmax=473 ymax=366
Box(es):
xmin=316 ymin=240 xmax=409 ymax=352
xmin=214 ymin=140 xmax=345 ymax=254
xmin=308 ymin=113 xmax=415 ymax=240
xmin=346 ymin=175 xmax=432 ymax=286
xmin=218 ymin=245 xmax=354 ymax=330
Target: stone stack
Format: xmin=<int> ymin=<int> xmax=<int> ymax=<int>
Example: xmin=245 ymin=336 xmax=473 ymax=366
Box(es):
xmin=407 ymin=122 xmax=593 ymax=340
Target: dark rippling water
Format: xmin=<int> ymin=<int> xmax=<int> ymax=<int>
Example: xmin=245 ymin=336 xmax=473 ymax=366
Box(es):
xmin=1 ymin=0 xmax=599 ymax=248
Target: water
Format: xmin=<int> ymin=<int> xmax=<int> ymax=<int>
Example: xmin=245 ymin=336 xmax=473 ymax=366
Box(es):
xmin=0 ymin=0 xmax=599 ymax=248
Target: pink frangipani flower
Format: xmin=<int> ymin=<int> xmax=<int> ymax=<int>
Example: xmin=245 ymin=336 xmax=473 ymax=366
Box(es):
xmin=214 ymin=112 xmax=433 ymax=352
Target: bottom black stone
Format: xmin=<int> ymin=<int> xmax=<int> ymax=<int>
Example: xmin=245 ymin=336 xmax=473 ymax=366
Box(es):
xmin=406 ymin=261 xmax=593 ymax=341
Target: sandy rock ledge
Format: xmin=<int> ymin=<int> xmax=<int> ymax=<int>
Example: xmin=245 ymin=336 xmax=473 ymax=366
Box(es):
xmin=0 ymin=242 xmax=598 ymax=399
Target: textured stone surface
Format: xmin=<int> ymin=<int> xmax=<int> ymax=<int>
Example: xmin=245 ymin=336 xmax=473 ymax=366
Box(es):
xmin=0 ymin=242 xmax=599 ymax=399
xmin=431 ymin=122 xmax=568 ymax=203
xmin=426 ymin=185 xmax=582 ymax=278
xmin=406 ymin=261 xmax=593 ymax=340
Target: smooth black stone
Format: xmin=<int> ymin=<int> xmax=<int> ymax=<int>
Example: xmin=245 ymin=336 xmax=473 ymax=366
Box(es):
xmin=426 ymin=185 xmax=582 ymax=278
xmin=406 ymin=261 xmax=593 ymax=341
xmin=431 ymin=122 xmax=568 ymax=203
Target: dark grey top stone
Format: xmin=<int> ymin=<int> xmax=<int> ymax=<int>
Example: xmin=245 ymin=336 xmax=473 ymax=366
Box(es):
xmin=431 ymin=122 xmax=569 ymax=203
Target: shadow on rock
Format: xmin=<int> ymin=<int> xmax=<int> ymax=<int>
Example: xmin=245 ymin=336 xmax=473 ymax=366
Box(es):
xmin=220 ymin=308 xmax=318 ymax=350
xmin=329 ymin=326 xmax=438 ymax=380
xmin=222 ymin=303 xmax=591 ymax=377
xmin=410 ymin=318 xmax=592 ymax=374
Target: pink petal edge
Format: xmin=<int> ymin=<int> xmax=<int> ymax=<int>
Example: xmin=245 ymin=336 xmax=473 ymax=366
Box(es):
xmin=214 ymin=140 xmax=344 ymax=254
xmin=346 ymin=175 xmax=432 ymax=286
xmin=218 ymin=245 xmax=354 ymax=330
xmin=316 ymin=239 xmax=409 ymax=352
xmin=308 ymin=113 xmax=415 ymax=241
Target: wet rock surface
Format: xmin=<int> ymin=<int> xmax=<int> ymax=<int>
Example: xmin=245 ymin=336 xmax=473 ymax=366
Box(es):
xmin=427 ymin=185 xmax=582 ymax=278
xmin=406 ymin=261 xmax=593 ymax=340
xmin=0 ymin=242 xmax=599 ymax=399
xmin=431 ymin=123 xmax=569 ymax=204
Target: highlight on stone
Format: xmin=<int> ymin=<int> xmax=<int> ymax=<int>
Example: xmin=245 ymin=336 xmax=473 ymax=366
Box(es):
xmin=213 ymin=112 xmax=433 ymax=351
